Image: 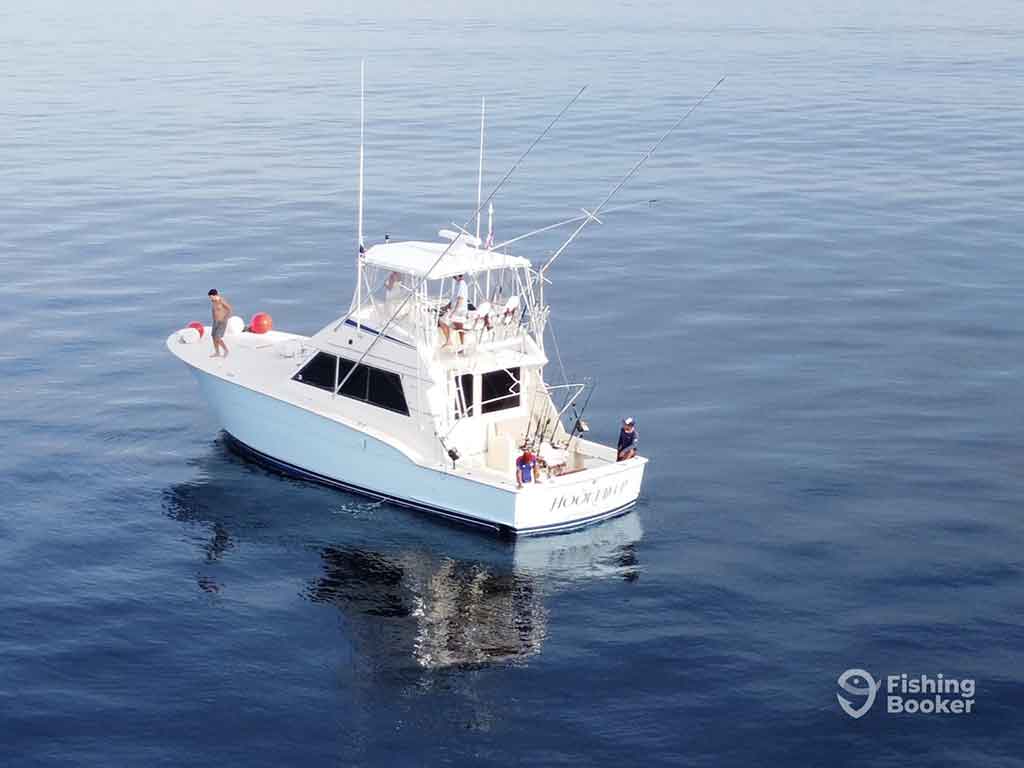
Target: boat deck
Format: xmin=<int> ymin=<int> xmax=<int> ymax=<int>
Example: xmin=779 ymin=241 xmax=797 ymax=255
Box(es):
xmin=167 ymin=324 xmax=630 ymax=497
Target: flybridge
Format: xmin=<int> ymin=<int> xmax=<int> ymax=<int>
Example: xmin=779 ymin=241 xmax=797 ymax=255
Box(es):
xmin=337 ymin=69 xmax=725 ymax=375
xmin=361 ymin=240 xmax=531 ymax=280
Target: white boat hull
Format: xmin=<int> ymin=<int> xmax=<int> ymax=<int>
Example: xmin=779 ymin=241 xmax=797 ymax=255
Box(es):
xmin=188 ymin=364 xmax=645 ymax=536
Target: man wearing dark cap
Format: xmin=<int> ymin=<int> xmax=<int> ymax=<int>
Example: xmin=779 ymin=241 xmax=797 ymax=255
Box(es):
xmin=208 ymin=289 xmax=233 ymax=358
xmin=617 ymin=417 xmax=638 ymax=461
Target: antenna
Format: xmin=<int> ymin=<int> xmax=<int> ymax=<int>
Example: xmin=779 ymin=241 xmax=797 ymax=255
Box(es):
xmin=357 ymin=59 xmax=365 ymax=253
xmin=487 ymin=201 xmax=494 ymax=249
xmin=475 ymin=96 xmax=486 ymax=243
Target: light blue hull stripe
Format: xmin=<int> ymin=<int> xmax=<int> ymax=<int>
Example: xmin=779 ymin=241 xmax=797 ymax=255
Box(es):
xmin=224 ymin=433 xmax=635 ymax=537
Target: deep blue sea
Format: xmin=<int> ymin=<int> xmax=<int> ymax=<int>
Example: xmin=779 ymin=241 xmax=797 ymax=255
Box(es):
xmin=2 ymin=1 xmax=1023 ymax=765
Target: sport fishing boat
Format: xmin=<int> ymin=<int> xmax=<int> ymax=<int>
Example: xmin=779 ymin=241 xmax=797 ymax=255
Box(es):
xmin=168 ymin=235 xmax=643 ymax=534
xmin=167 ymin=70 xmax=718 ymax=535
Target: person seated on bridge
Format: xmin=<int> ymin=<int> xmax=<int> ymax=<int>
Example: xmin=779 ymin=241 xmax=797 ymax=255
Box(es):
xmin=384 ymin=270 xmax=403 ymax=305
xmin=385 ymin=270 xmax=402 ymax=295
xmin=470 ymin=301 xmax=493 ymax=332
xmin=500 ymin=293 xmax=520 ymax=325
xmin=439 ymin=274 xmax=468 ymax=348
xmin=516 ymin=446 xmax=539 ymax=489
xmin=617 ymin=417 xmax=638 ymax=461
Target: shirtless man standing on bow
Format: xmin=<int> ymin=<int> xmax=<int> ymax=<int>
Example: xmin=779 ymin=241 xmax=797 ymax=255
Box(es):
xmin=208 ymin=288 xmax=233 ymax=358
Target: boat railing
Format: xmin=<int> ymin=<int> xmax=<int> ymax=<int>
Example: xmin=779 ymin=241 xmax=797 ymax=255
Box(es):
xmin=409 ymin=295 xmax=528 ymax=355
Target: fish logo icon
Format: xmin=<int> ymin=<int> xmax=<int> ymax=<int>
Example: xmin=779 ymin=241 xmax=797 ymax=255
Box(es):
xmin=837 ymin=669 xmax=879 ymax=719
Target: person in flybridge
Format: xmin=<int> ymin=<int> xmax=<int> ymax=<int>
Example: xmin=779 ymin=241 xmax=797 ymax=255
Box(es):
xmin=438 ymin=274 xmax=468 ymax=349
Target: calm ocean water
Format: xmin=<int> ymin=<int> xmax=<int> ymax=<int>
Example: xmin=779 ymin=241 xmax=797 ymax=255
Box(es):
xmin=2 ymin=1 xmax=1023 ymax=765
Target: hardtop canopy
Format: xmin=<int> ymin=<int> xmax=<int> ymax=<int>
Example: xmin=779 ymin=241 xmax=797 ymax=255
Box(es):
xmin=362 ymin=240 xmax=531 ymax=280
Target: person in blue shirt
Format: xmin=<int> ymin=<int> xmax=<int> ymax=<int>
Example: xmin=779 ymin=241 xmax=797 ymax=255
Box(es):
xmin=516 ymin=447 xmax=538 ymax=488
xmin=617 ymin=417 xmax=638 ymax=461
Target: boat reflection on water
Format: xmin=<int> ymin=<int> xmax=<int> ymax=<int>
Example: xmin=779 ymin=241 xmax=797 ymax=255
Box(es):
xmin=163 ymin=443 xmax=643 ymax=669
xmin=309 ymin=548 xmax=549 ymax=668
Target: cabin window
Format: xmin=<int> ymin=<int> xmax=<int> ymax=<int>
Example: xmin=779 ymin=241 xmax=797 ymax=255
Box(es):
xmin=337 ymin=357 xmax=370 ymax=400
xmin=480 ymin=367 xmax=520 ymax=414
xmin=292 ymin=352 xmax=338 ymax=392
xmin=369 ymin=367 xmax=409 ymax=415
xmin=293 ymin=352 xmax=409 ymax=416
xmin=453 ymin=373 xmax=474 ymax=419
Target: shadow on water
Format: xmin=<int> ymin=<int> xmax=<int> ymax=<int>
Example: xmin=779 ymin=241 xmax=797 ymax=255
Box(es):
xmin=161 ymin=436 xmax=644 ymax=670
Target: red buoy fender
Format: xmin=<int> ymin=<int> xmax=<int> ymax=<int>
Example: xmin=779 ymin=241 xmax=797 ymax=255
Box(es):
xmin=250 ymin=312 xmax=273 ymax=334
xmin=187 ymin=321 xmax=205 ymax=338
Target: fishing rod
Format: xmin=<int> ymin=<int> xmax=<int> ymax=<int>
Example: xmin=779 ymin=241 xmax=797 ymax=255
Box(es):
xmin=578 ymin=377 xmax=596 ymax=417
xmin=526 ymin=377 xmax=554 ymax=452
xmin=332 ymin=85 xmax=588 ymax=396
xmin=572 ymin=378 xmax=596 ymax=431
xmin=528 ymin=381 xmax=586 ymax=449
xmin=524 ymin=384 xmax=546 ymax=451
xmin=545 ymin=386 xmax=571 ymax=446
xmin=565 ymin=378 xmax=597 ymax=453
xmin=545 ymin=389 xmax=578 ymax=447
xmin=535 ymin=413 xmax=552 ymax=452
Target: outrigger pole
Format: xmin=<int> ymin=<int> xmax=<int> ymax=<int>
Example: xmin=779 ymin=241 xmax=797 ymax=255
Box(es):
xmin=332 ymin=85 xmax=589 ymax=394
xmin=491 ymin=199 xmax=657 ymax=252
xmin=537 ymin=76 xmax=726 ymax=312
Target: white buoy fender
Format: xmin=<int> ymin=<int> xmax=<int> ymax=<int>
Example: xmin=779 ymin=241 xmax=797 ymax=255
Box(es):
xmin=177 ymin=327 xmax=201 ymax=344
xmin=225 ymin=316 xmax=245 ymax=335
